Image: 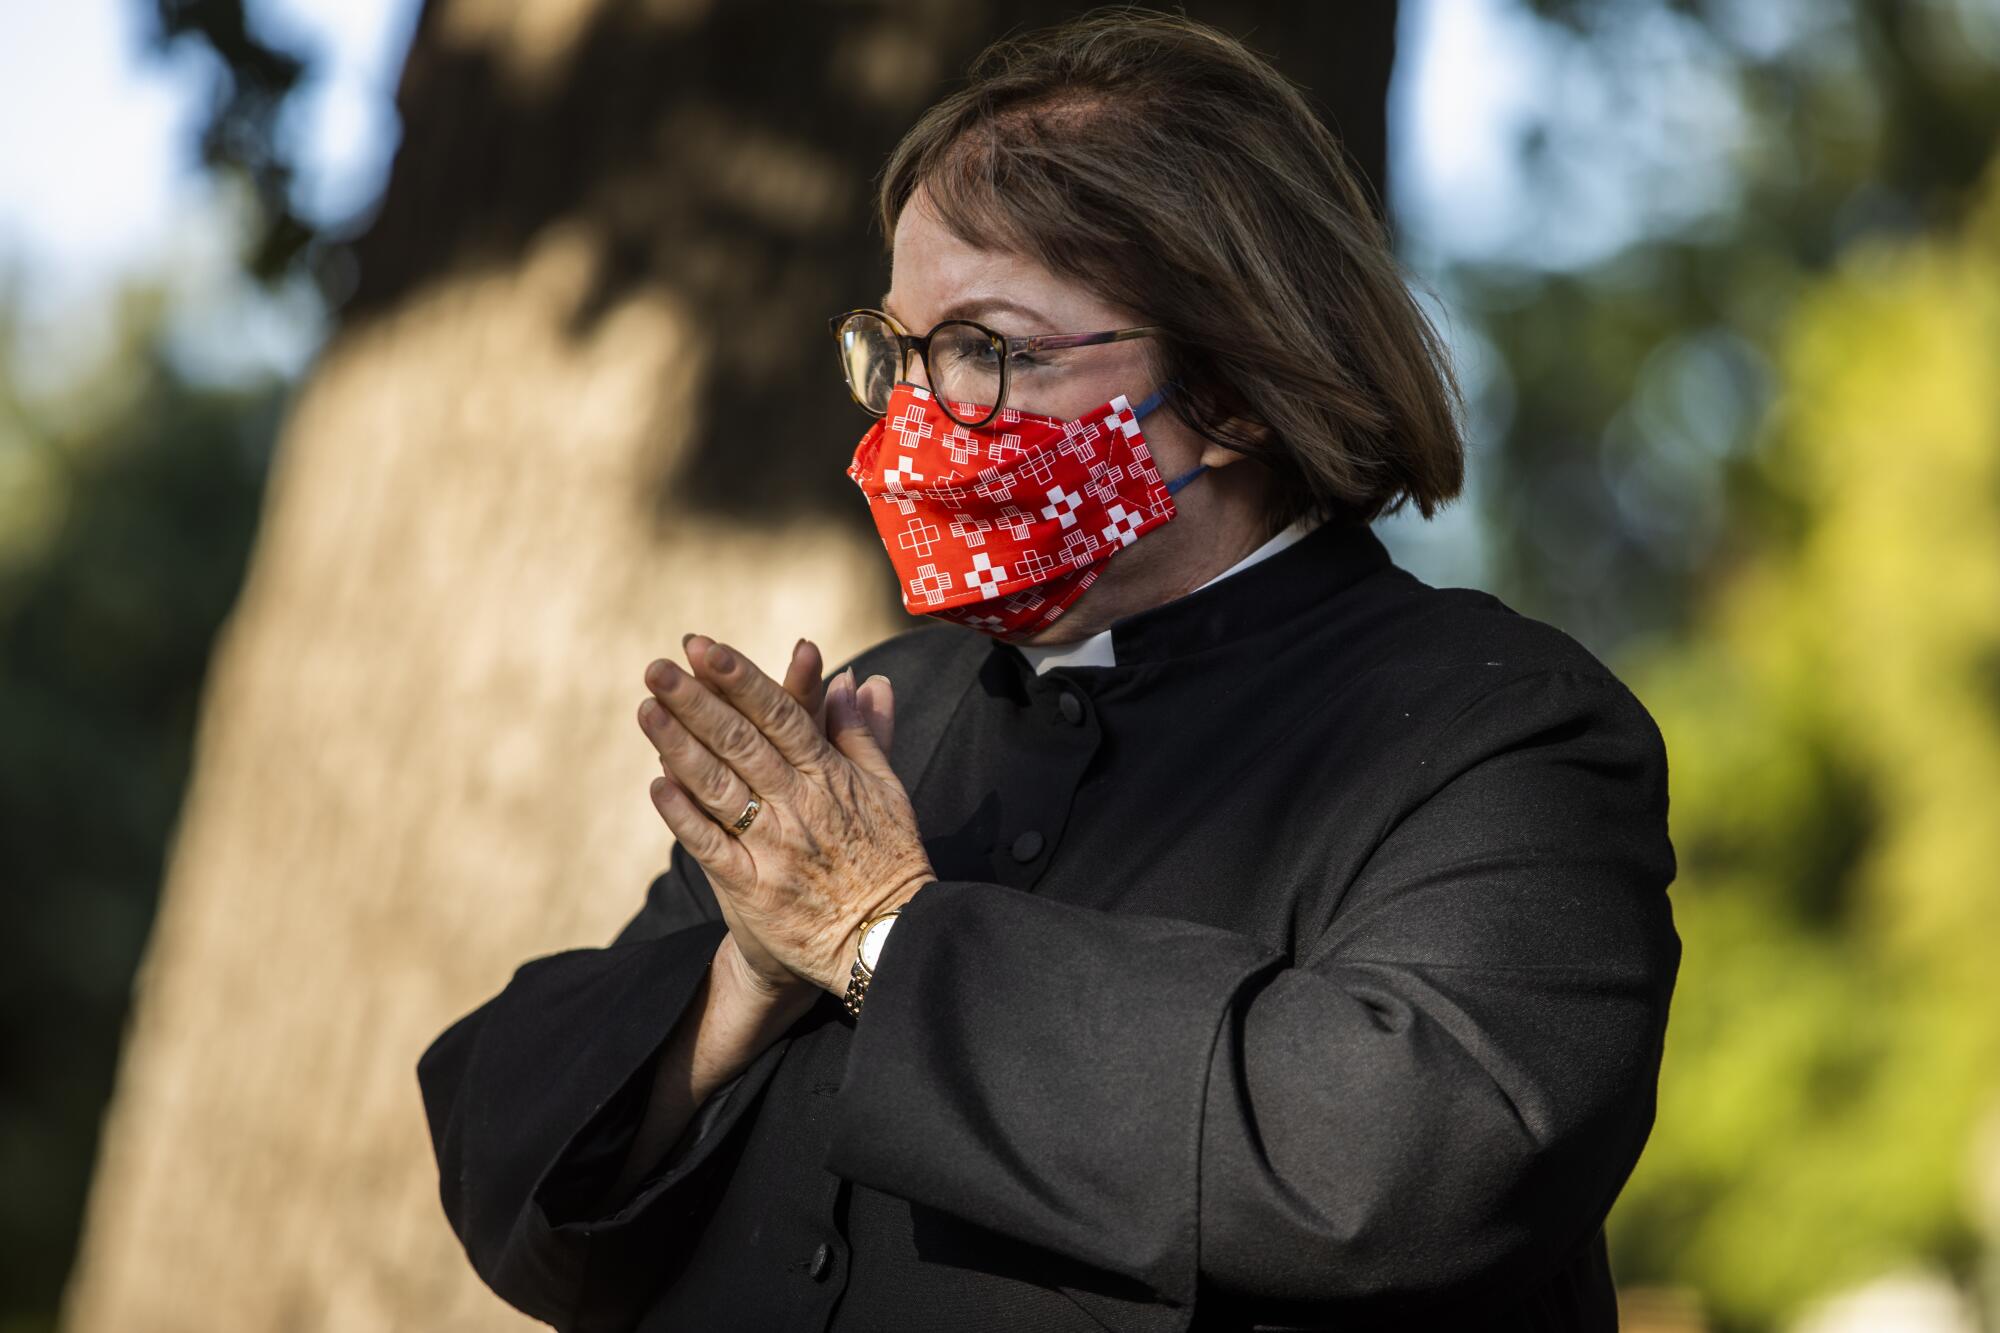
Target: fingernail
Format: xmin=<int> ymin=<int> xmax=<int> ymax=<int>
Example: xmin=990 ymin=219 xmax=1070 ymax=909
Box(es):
xmin=710 ymin=644 xmax=735 ymax=672
xmin=681 ymin=632 xmax=694 ymax=650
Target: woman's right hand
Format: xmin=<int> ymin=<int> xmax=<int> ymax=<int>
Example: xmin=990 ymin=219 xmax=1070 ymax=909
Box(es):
xmin=660 ymin=634 xmax=897 ymax=1004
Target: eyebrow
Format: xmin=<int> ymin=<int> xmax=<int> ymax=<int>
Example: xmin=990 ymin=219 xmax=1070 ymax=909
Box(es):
xmin=879 ymin=292 xmax=1056 ymax=332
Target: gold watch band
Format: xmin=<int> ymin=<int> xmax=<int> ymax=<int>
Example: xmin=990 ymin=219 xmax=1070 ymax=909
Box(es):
xmin=841 ymin=961 xmax=872 ymax=1019
xmin=841 ymin=907 xmax=902 ymax=1019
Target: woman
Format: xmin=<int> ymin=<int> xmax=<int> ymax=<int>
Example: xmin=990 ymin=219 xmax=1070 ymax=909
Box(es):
xmin=418 ymin=11 xmax=1680 ymax=1332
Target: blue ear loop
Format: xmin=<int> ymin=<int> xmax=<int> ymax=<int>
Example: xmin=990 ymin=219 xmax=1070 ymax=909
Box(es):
xmin=1132 ymin=384 xmax=1208 ymax=495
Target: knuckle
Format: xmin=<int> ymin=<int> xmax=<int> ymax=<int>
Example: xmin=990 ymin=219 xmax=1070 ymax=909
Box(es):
xmin=777 ymin=714 xmax=821 ymax=756
xmin=662 ymin=717 xmax=700 ymax=758
xmin=689 ymin=756 xmax=727 ymax=800
xmin=715 ymin=711 xmax=758 ymax=756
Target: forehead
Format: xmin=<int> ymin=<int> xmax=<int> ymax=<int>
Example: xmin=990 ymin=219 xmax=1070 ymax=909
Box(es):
xmin=890 ymin=192 xmax=1044 ymax=290
xmin=885 ymin=186 xmax=1114 ymax=329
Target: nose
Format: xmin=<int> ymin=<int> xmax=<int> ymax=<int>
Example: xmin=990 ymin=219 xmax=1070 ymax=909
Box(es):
xmin=904 ymin=350 xmax=932 ymax=393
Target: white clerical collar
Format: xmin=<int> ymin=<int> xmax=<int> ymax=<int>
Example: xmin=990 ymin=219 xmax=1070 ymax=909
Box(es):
xmin=1015 ymin=515 xmax=1323 ymax=675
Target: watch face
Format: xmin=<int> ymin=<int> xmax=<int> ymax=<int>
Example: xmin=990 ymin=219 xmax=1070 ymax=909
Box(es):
xmin=860 ymin=916 xmax=896 ymax=971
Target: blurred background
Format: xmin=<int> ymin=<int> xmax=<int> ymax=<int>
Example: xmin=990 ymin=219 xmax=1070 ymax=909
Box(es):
xmin=3 ymin=0 xmax=1997 ymax=1330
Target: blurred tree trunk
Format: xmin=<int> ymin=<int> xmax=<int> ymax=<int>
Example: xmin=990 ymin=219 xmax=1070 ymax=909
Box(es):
xmin=60 ymin=1 xmax=1394 ymax=1328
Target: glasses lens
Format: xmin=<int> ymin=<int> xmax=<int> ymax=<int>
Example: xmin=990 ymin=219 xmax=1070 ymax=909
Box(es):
xmin=928 ymin=321 xmax=1004 ymax=426
xmin=837 ymin=313 xmax=900 ymax=414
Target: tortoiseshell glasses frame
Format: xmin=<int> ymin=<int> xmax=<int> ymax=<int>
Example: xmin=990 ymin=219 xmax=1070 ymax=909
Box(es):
xmin=829 ymin=307 xmax=1165 ymax=429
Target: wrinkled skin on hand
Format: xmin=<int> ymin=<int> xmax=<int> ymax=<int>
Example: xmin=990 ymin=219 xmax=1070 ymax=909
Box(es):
xmin=637 ymin=635 xmax=935 ymax=996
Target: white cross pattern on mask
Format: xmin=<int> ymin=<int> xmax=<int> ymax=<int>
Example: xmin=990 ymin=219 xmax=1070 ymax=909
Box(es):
xmin=1101 ymin=502 xmax=1145 ymax=547
xmin=949 ymin=513 xmax=993 ymax=547
xmin=907 ymin=562 xmax=954 ymax=606
xmin=943 ymin=425 xmax=977 ymax=465
xmin=898 ymin=518 xmax=941 ymax=557
xmin=1105 ymin=395 xmax=1141 ymax=436
xmin=1003 ymin=588 xmax=1046 ymax=615
xmin=993 ymin=505 xmax=1034 ymax=540
xmin=974 ymin=464 xmax=1017 ymax=503
xmin=1056 ymin=419 xmax=1100 ymax=465
xmin=849 ymin=375 xmax=1190 ymax=638
xmin=1014 ymin=548 xmax=1056 ymax=580
xmin=966 ymin=551 xmax=1008 ymax=596
xmin=1060 ymin=527 xmax=1100 ymax=565
xmin=1085 ymin=462 xmax=1117 ymax=506
xmin=888 ymin=404 xmax=934 ymax=452
xmin=1040 ymin=484 xmax=1084 ymax=529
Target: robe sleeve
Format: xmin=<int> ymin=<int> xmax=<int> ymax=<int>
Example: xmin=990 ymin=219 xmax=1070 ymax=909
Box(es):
xmin=415 ymin=839 xmax=792 ymax=1331
xmin=822 ymin=667 xmax=1681 ymax=1324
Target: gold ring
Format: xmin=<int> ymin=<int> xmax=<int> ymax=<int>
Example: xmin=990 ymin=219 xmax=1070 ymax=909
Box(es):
xmin=725 ymin=792 xmax=763 ymax=836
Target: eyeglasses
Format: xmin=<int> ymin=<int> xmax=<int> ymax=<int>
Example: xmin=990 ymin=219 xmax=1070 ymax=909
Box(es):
xmin=828 ymin=307 xmax=1164 ymax=429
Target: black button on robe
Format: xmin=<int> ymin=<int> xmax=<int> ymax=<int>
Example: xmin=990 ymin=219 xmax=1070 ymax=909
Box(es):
xmin=416 ymin=518 xmax=1681 ymax=1332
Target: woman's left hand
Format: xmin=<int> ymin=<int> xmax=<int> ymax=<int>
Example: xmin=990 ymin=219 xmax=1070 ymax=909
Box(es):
xmin=640 ymin=637 xmax=937 ymax=997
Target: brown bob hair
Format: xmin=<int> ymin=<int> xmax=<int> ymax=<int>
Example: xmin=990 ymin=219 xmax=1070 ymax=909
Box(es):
xmin=878 ymin=7 xmax=1466 ymax=535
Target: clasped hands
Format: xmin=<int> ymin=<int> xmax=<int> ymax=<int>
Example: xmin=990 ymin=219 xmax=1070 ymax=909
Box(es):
xmin=637 ymin=634 xmax=937 ymax=1000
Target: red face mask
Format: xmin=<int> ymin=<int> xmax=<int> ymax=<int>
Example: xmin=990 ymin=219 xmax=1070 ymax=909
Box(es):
xmin=846 ymin=380 xmax=1207 ymax=641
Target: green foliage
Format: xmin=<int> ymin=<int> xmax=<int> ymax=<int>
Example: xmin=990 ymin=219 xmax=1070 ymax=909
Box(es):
xmin=0 ymin=285 xmax=282 ymax=1328
xmin=1607 ymin=151 xmax=2000 ymax=1330
xmin=1422 ymin=6 xmax=2000 ymax=1323
xmin=1450 ymin=0 xmax=2000 ymax=659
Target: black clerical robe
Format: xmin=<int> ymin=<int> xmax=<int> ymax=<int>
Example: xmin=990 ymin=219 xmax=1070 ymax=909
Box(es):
xmin=416 ymin=517 xmax=1681 ymax=1332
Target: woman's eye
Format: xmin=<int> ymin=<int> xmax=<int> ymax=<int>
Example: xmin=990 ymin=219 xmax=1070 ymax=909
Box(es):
xmin=939 ymin=337 xmax=1000 ymax=369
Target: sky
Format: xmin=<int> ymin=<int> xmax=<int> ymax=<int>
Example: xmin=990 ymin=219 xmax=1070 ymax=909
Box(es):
xmin=0 ymin=0 xmax=420 ymax=388
xmin=0 ymin=0 xmax=417 ymax=282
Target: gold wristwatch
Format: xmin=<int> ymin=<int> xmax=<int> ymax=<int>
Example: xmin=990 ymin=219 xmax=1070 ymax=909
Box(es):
xmin=841 ymin=907 xmax=902 ymax=1019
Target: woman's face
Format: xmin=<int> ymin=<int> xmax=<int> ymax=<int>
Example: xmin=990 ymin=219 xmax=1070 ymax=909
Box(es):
xmin=877 ymin=183 xmax=1269 ymax=642
xmin=881 ymin=185 xmax=1201 ymax=475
